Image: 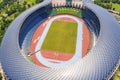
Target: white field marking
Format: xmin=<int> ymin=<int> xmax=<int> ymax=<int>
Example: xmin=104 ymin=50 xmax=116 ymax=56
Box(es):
xmin=33 ymin=36 xmax=40 ymax=43
xmin=37 ymin=36 xmax=40 ymax=40
xmin=33 ymin=39 xmax=37 ymax=43
xmin=43 ymin=23 xmax=45 ymax=26
xmin=35 ymin=15 xmax=83 ymax=68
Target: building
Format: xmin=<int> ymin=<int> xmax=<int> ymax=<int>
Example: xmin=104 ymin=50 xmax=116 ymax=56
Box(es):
xmin=0 ymin=0 xmax=120 ymax=80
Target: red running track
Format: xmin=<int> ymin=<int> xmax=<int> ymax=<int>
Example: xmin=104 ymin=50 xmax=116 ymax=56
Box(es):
xmin=30 ymin=15 xmax=91 ymax=68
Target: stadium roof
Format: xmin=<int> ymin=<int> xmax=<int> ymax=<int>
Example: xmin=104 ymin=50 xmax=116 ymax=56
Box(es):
xmin=0 ymin=0 xmax=120 ymax=80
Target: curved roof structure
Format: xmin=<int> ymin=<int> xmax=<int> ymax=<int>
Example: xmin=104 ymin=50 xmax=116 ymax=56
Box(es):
xmin=0 ymin=0 xmax=120 ymax=80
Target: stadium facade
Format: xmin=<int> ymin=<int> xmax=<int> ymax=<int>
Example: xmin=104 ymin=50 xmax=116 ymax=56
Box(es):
xmin=0 ymin=0 xmax=120 ymax=80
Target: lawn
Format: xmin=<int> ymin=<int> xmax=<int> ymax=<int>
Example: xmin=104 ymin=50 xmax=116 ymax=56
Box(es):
xmin=21 ymin=0 xmax=43 ymax=5
xmin=112 ymin=3 xmax=120 ymax=12
xmin=41 ymin=20 xmax=78 ymax=54
xmin=21 ymin=0 xmax=36 ymax=4
xmin=0 ymin=0 xmax=3 ymax=3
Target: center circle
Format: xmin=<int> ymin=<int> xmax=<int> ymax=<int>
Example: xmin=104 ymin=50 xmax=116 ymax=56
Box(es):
xmin=30 ymin=15 xmax=91 ymax=68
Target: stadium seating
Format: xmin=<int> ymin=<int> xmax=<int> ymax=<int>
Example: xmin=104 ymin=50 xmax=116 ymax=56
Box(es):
xmin=82 ymin=8 xmax=100 ymax=37
xmin=56 ymin=8 xmax=83 ymax=17
xmin=19 ymin=7 xmax=84 ymax=50
xmin=19 ymin=8 xmax=49 ymax=49
xmin=1 ymin=0 xmax=120 ymax=79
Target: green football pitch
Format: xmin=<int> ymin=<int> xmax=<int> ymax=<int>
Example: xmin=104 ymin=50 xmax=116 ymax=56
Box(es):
xmin=41 ymin=20 xmax=78 ymax=54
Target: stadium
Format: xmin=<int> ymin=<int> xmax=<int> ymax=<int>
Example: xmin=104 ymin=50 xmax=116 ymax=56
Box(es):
xmin=0 ymin=0 xmax=120 ymax=80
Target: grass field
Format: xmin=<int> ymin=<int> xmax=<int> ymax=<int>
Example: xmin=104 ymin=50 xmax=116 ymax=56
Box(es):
xmin=41 ymin=20 xmax=78 ymax=54
xmin=0 ymin=0 xmax=3 ymax=3
xmin=21 ymin=0 xmax=36 ymax=4
xmin=112 ymin=3 xmax=120 ymax=12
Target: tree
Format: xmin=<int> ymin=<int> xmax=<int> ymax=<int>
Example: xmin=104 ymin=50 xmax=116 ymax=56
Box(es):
xmin=0 ymin=73 xmax=2 ymax=80
xmin=36 ymin=0 xmax=43 ymax=3
xmin=112 ymin=0 xmax=118 ymax=3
